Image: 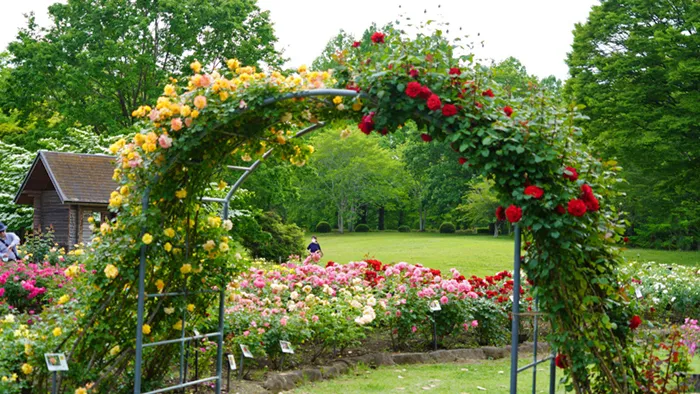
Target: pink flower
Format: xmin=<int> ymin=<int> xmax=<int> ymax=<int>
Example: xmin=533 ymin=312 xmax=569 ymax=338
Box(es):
xmin=440 ymin=296 xmax=449 ymax=304
xmin=253 ymin=279 xmax=265 ymax=289
xmin=184 ymin=117 xmax=193 ymax=128
xmin=148 ymin=109 xmax=160 ymax=122
xmin=243 ymin=330 xmax=250 ymax=337
xmin=471 ymin=320 xmax=479 ymax=327
xmin=194 ymin=95 xmax=207 ymax=110
xmin=411 ymin=326 xmax=417 ymax=333
xmin=0 ymin=288 xmax=4 ymax=297
xmin=170 ymin=118 xmax=183 ymax=131
xmin=158 ymin=134 xmax=173 ymax=149
xmin=312 ymin=315 xmax=319 ymax=323
xmin=280 ymin=317 xmax=288 ymax=326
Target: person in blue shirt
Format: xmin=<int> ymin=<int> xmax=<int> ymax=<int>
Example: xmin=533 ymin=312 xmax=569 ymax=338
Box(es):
xmin=306 ymin=236 xmax=322 ymax=257
xmin=0 ymin=222 xmax=20 ymax=261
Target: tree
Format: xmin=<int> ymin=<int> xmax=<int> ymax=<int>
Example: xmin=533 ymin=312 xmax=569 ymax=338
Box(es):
xmin=454 ymin=178 xmax=502 ymax=235
xmin=566 ymin=0 xmax=700 ymax=250
xmin=301 ymin=123 xmax=409 ymax=233
xmin=2 ymin=0 xmax=282 ymax=134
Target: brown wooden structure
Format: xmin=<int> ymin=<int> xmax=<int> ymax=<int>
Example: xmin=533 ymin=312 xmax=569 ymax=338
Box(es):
xmin=14 ymin=151 xmax=117 ymax=249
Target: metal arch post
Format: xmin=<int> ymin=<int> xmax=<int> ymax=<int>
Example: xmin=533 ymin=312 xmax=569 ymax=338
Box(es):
xmin=134 ymin=188 xmax=152 ymax=393
xmin=510 ymin=225 xmax=521 ymax=394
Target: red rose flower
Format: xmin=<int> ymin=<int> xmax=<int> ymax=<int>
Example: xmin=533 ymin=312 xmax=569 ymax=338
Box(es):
xmin=442 ymin=104 xmax=458 ymax=117
xmin=495 ymin=206 xmax=506 ymax=221
xmin=555 ymin=204 xmax=566 ymax=215
xmin=503 ymin=106 xmax=513 ymax=117
xmin=475 ymin=102 xmax=483 ymax=109
xmin=346 ymin=83 xmax=361 ymax=92
xmin=629 ymin=315 xmax=642 ymax=330
xmin=371 ymin=32 xmax=385 ymax=43
xmin=405 ymin=81 xmax=422 ymax=98
xmin=380 ymin=128 xmax=388 ymax=136
xmin=623 ymin=236 xmax=629 ymax=243
xmin=584 ymin=195 xmax=599 ymax=212
xmin=358 ymin=112 xmax=375 ymax=134
xmin=458 ymin=157 xmax=467 ymax=165
xmin=418 ymin=86 xmax=432 ymax=100
xmin=352 ymin=41 xmax=361 ymax=48
xmin=505 ymin=205 xmax=522 ymax=223
xmin=524 ymin=185 xmax=544 ymax=199
xmin=555 ymin=354 xmax=568 ymax=369
xmin=482 ymin=89 xmax=494 ymax=98
xmin=567 ymin=199 xmax=587 ymax=217
xmin=580 ymin=184 xmax=593 ymax=198
xmin=420 ymin=133 xmax=432 ymax=142
xmin=449 ymin=67 xmax=461 ymax=75
xmin=564 ymin=166 xmax=578 ymax=181
xmin=409 ymin=68 xmax=419 ymax=78
xmin=427 ymin=94 xmax=442 ymax=111
xmin=325 ymin=261 xmax=336 ymax=267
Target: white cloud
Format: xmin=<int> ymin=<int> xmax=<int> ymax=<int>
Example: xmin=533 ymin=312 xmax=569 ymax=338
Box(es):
xmin=2 ymin=0 xmax=597 ymax=80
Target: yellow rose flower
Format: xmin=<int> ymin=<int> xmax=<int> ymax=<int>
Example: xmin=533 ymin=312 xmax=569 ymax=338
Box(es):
xmin=76 ymin=388 xmax=88 ymax=394
xmin=297 ymin=64 xmax=308 ymax=73
xmin=163 ymin=84 xmax=176 ymax=97
xmin=164 ymin=242 xmax=172 ymax=252
xmin=190 ymin=109 xmax=199 ymax=119
xmin=109 ymin=345 xmax=120 ymax=356
xmin=142 ymin=324 xmax=151 ymax=335
xmin=227 ymin=58 xmax=240 ymax=70
xmin=190 ymin=60 xmax=202 ymax=73
xmin=180 ymin=264 xmax=192 ymax=274
xmin=142 ymin=233 xmax=153 ymax=245
xmin=173 ymin=320 xmax=183 ymax=330
xmin=219 ymin=242 xmax=230 ymax=252
xmin=164 ymin=307 xmax=175 ymax=315
xmin=52 ymin=327 xmax=62 ymax=337
xmin=186 ymin=304 xmax=195 ymax=312
xmin=194 ymin=95 xmax=207 ymax=110
xmin=57 ymin=295 xmax=70 ymax=305
xmin=352 ymin=100 xmax=363 ymax=111
xmin=155 ymin=279 xmax=165 ymax=292
xmin=163 ymin=228 xmax=175 ymax=238
xmin=21 ymin=363 xmax=33 ymax=375
xmin=180 ymin=105 xmax=191 ymax=118
xmin=104 ymin=264 xmax=119 ymax=279
xmin=203 ymin=240 xmax=216 ymax=252
xmin=219 ymin=91 xmax=229 ymax=101
xmin=207 ymin=216 xmax=222 ymax=228
xmin=332 ymin=96 xmax=343 ymax=105
xmin=175 ymin=189 xmax=187 ymax=199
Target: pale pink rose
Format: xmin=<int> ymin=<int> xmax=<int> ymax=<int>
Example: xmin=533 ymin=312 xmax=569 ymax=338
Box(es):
xmin=170 ymin=117 xmax=183 ymax=131
xmin=158 ymin=134 xmax=173 ymax=149
xmin=440 ymin=296 xmax=449 ymax=305
xmin=243 ymin=330 xmax=250 ymax=337
xmin=198 ymin=74 xmax=212 ymax=88
xmin=395 ymin=310 xmax=401 ymax=317
xmin=471 ymin=320 xmax=479 ymax=327
xmin=253 ymin=279 xmax=265 ymax=289
xmin=280 ymin=316 xmax=288 ymax=326
xmin=411 ymin=326 xmax=417 ymax=333
xmin=467 ymin=291 xmax=478 ymax=299
xmin=312 ymin=315 xmax=319 ymax=323
xmin=148 ymin=109 xmax=160 ymax=122
xmin=184 ymin=117 xmax=193 ymax=127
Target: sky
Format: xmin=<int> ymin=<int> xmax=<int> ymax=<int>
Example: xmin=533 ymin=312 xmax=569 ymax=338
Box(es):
xmin=1 ymin=0 xmax=598 ymax=81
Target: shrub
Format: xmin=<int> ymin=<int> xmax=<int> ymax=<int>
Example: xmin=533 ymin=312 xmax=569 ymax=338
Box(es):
xmin=315 ymin=221 xmax=331 ymax=233
xmin=439 ymin=222 xmax=456 ymax=234
xmin=398 ymin=225 xmax=410 ymax=233
xmin=476 ymin=227 xmax=491 ymax=235
xmin=238 ymin=211 xmax=305 ymax=261
xmin=355 ymin=224 xmax=370 ymax=232
xmin=19 ymin=229 xmax=61 ymax=264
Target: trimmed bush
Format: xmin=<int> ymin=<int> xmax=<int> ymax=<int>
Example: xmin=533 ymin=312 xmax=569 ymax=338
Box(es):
xmin=355 ymin=224 xmax=370 ymax=232
xmin=476 ymin=227 xmax=491 ymax=235
xmin=439 ymin=222 xmax=456 ymax=234
xmin=398 ymin=225 xmax=410 ymax=233
xmin=238 ymin=211 xmax=305 ymax=261
xmin=315 ymin=221 xmax=331 ymax=233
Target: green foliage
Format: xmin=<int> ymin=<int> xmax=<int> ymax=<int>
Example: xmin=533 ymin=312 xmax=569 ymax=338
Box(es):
xmin=439 ymin=222 xmax=456 ymax=234
xmin=354 ymin=224 xmax=370 ymax=233
xmin=2 ymin=0 xmax=282 ymax=133
xmin=566 ymin=0 xmax=700 ymax=251
xmin=315 ymin=221 xmax=331 ymax=233
xmin=398 ymin=225 xmax=411 ymax=233
xmin=18 ymin=229 xmax=58 ymax=264
xmin=454 ymin=179 xmax=499 ymax=229
xmin=239 ymin=211 xmax=305 ymax=261
xmin=469 ymin=298 xmax=509 ymax=346
xmin=0 ymin=141 xmax=36 ymax=232
xmin=475 ymin=227 xmax=491 ymax=235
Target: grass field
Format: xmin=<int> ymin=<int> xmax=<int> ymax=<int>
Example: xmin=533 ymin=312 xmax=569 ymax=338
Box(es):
xmin=310 ymin=232 xmax=699 ymax=277
xmin=291 ymin=358 xmax=567 ymax=394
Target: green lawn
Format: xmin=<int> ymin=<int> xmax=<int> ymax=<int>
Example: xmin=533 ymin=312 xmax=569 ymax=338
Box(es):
xmin=292 ymin=358 xmax=567 ymax=394
xmin=311 ymin=232 xmax=699 ymax=277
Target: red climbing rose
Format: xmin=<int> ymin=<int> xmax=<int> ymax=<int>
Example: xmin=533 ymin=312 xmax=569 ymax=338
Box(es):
xmin=409 ymin=68 xmax=419 ymax=78
xmin=555 ymin=354 xmax=568 ymax=369
xmin=352 ymin=41 xmax=361 ymax=48
xmin=581 ymin=184 xmax=593 ymax=198
xmin=524 ymin=186 xmax=544 ymax=199
xmin=418 ymin=86 xmax=432 ymax=100
xmin=629 ymin=315 xmax=642 ymax=330
xmin=371 ymin=32 xmax=385 ymax=43
xmin=505 ymin=205 xmax=522 ymax=223
xmin=503 ymin=106 xmax=513 ymax=117
xmin=623 ymin=237 xmax=629 ymax=243
xmin=482 ymin=89 xmax=494 ymax=98
xmin=442 ymin=104 xmax=458 ymax=117
xmin=449 ymin=67 xmax=461 ymax=75
xmin=427 ymin=94 xmax=442 ymax=111
xmin=564 ymin=166 xmax=578 ymax=181
xmin=580 ymin=184 xmax=599 ymax=212
xmin=567 ymin=199 xmax=587 ymax=217
xmin=420 ymin=133 xmax=432 ymax=142
xmin=405 ymin=81 xmax=422 ymax=98
xmin=495 ymin=206 xmax=506 ymax=221
xmin=458 ymin=157 xmax=468 ymax=165
xmin=358 ymin=112 xmax=375 ymax=134
xmin=555 ymin=205 xmax=566 ymax=215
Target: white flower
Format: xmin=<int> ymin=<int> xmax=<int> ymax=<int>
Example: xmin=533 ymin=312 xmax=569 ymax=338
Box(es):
xmin=290 ymin=291 xmax=299 ymax=300
xmin=367 ymin=297 xmax=377 ymax=307
xmin=223 ymin=220 xmax=233 ymax=231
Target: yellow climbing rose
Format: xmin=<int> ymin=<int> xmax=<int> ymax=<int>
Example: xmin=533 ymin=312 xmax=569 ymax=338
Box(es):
xmin=142 ymin=233 xmax=153 ymax=245
xmin=104 ymin=264 xmax=119 ymax=279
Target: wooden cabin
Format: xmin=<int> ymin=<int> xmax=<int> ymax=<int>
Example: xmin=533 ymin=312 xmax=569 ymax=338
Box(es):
xmin=14 ymin=151 xmax=117 ymax=249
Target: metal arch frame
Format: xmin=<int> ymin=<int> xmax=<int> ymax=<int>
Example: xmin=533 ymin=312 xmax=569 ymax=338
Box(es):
xmin=133 ymin=89 xmax=359 ymax=394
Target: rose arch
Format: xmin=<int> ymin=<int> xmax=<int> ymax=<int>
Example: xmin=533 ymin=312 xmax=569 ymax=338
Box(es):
xmin=58 ymin=27 xmax=643 ymax=393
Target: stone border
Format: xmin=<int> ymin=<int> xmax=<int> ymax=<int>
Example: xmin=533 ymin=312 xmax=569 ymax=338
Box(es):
xmin=261 ymin=342 xmax=550 ymax=393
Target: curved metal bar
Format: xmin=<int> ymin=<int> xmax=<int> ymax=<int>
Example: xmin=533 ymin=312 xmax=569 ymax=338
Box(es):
xmin=261 ymin=88 xmax=362 ymax=106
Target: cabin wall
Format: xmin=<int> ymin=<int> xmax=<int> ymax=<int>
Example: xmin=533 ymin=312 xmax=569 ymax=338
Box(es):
xmin=39 ymin=190 xmax=70 ymax=249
